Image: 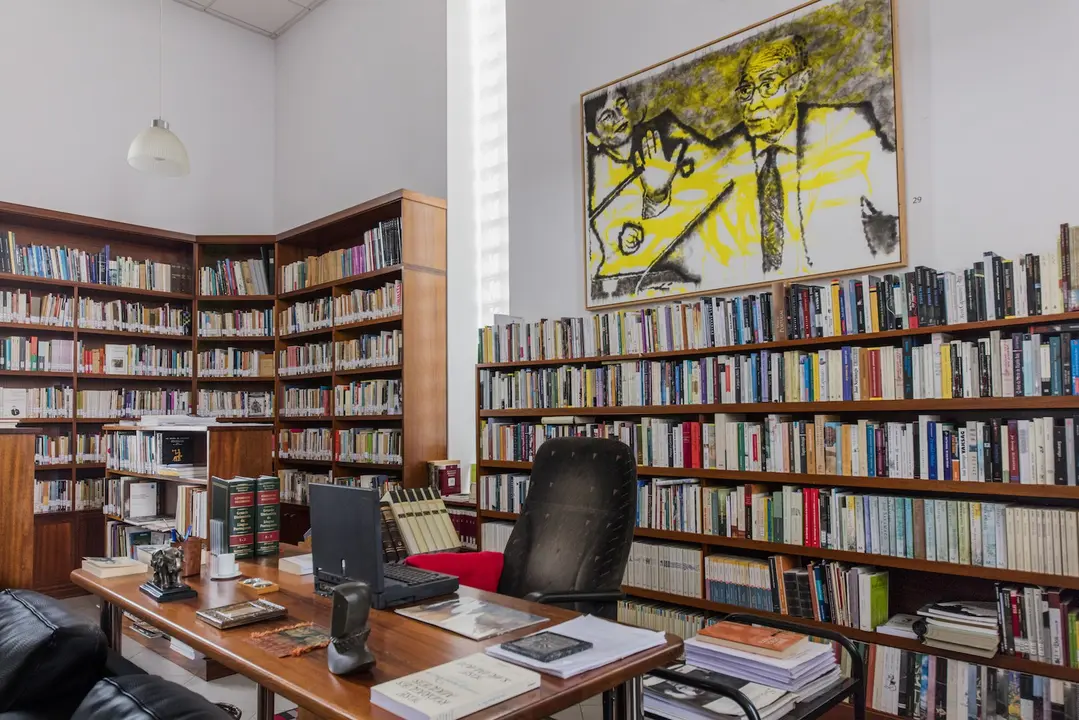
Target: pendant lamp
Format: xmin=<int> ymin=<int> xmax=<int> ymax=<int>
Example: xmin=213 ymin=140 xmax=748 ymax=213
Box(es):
xmin=128 ymin=0 xmax=189 ymax=177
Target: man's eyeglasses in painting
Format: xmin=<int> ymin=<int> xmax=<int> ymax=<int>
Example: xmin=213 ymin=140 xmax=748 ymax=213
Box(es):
xmin=736 ymin=73 xmax=797 ymax=103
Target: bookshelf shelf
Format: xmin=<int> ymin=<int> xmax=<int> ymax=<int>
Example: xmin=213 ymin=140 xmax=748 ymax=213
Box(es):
xmin=477 ymin=460 xmax=1079 ymax=500
xmin=22 ymin=417 xmax=74 ymax=424
xmin=196 ymin=376 xmax=275 ymax=383
xmin=277 ymin=265 xmax=403 ymax=301
xmin=477 ymin=310 xmax=1079 ymax=371
xmin=35 ymin=463 xmax=76 ymax=471
xmin=278 ymin=327 xmax=334 ymax=341
xmin=621 ymin=586 xmax=1079 ymax=683
xmin=442 ymin=498 xmax=478 ymax=509
xmin=333 ymin=315 xmax=403 ymax=333
xmin=77 ymin=373 xmax=192 ymax=382
xmin=197 ymin=294 xmax=275 ymax=302
xmin=480 ymin=397 xmax=1079 ymax=417
xmin=277 ymin=457 xmax=333 ymax=466
xmin=196 ymin=335 xmax=274 ymax=343
xmin=333 ymin=364 xmax=403 ymax=378
xmin=0 ymin=322 xmax=73 ymax=333
xmin=75 ymin=328 xmax=191 ymax=342
xmin=0 ymin=369 xmax=72 ymax=378
xmin=335 ymin=461 xmax=403 ymax=471
xmin=278 ymin=415 xmax=333 ymax=423
xmin=333 ymin=414 xmax=403 ymax=422
xmin=479 ymin=509 xmax=519 ymax=521
xmin=278 ymin=371 xmax=333 ymax=381
xmin=105 ymin=468 xmax=207 ymax=486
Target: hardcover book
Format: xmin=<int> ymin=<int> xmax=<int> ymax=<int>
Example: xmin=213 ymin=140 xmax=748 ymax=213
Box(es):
xmin=211 ymin=476 xmax=256 ymax=559
xmin=255 ymin=474 xmax=280 ymax=557
xmin=696 ymin=622 xmax=809 ymax=659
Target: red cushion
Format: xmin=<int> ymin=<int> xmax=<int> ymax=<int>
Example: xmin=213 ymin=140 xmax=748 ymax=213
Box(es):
xmin=404 ymin=552 xmax=504 ymax=592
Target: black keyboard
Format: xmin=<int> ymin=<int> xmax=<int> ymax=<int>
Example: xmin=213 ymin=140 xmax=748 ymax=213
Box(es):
xmin=383 ymin=563 xmax=446 ymax=586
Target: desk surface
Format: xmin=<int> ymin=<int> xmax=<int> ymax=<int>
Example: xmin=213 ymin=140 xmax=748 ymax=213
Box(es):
xmin=71 ymin=549 xmax=682 ymax=720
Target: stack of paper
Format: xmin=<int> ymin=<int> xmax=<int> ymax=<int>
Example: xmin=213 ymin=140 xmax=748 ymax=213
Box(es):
xmin=683 ymin=637 xmax=840 ymax=696
xmin=485 ymin=615 xmax=666 ymax=679
xmin=916 ymin=601 xmax=999 ymax=658
xmin=643 ymin=664 xmax=797 ymax=720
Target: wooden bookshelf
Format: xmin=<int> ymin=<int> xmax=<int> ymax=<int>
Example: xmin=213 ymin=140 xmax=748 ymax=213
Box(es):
xmin=274 ymin=190 xmax=447 ymax=540
xmin=473 ymin=307 xmax=1079 ymax=686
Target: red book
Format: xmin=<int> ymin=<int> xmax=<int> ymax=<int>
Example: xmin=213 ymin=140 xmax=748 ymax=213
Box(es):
xmin=807 ymin=562 xmax=821 ymax=620
xmin=690 ymin=422 xmax=701 ymax=469
xmin=868 ymin=349 xmax=881 ymax=399
xmin=682 ymin=424 xmax=691 ymax=468
xmin=1010 ymin=590 xmax=1022 ymax=657
xmin=807 ymin=488 xmax=820 ymax=548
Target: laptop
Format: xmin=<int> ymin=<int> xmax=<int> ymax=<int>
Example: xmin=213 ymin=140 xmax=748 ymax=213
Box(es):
xmin=308 ymin=483 xmax=459 ymax=610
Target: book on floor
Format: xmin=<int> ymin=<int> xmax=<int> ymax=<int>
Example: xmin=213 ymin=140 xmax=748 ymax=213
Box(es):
xmin=371 ymin=653 xmax=540 ymax=720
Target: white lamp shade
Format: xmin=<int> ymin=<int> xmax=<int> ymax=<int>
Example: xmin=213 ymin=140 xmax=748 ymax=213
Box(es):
xmin=127 ymin=119 xmax=190 ymax=177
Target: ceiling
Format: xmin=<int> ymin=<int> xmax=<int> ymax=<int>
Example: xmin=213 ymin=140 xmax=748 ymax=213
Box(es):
xmin=172 ymin=0 xmax=327 ymax=39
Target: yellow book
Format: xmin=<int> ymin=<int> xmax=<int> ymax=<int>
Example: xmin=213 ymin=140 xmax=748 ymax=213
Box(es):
xmin=388 ymin=491 xmax=424 ymax=554
xmin=806 ymin=424 xmax=817 ymax=475
xmin=810 ymin=353 xmax=820 ymax=402
xmin=941 ymin=347 xmax=953 ymax=399
xmin=840 ymin=425 xmax=851 ymax=476
xmin=830 ymin=281 xmax=842 ymax=336
xmin=869 ymin=285 xmax=880 ymax=333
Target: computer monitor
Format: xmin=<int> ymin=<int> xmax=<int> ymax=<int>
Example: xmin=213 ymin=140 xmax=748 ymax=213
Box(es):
xmin=309 ymin=484 xmax=384 ymax=595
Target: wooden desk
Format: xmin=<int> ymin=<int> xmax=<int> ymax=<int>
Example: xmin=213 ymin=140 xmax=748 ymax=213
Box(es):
xmin=71 ymin=549 xmax=682 ymax=720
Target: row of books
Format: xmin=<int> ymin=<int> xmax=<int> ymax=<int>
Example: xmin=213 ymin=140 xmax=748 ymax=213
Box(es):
xmin=196 ymin=348 xmax=273 ymax=378
xmin=105 ymin=520 xmax=172 ymax=560
xmin=617 ymin=599 xmax=710 ymax=640
xmin=334 ymin=280 xmax=402 ymax=324
xmin=195 ymin=389 xmax=273 ymax=418
xmin=104 ymin=476 xmax=158 ymax=519
xmin=0 ymin=290 xmax=73 ymax=327
xmin=479 ymin=328 xmax=1079 ymax=411
xmin=477 ymin=241 xmax=1079 ymax=364
xmin=278 ymin=341 xmax=332 ymax=376
xmin=76 ymin=389 xmax=190 ymax=418
xmin=704 ymin=485 xmax=1079 ymax=576
xmin=385 ymin=489 xmax=462 ymax=555
xmin=0 ymin=235 xmax=190 ymax=293
xmin=637 ymin=477 xmax=701 ymax=533
xmin=196 ymin=308 xmax=272 ymax=338
xmin=336 ymin=427 xmax=402 ymax=464
xmin=478 ymin=473 xmax=529 ymax=513
xmin=279 ymin=297 xmax=332 ymax=335
xmin=481 ymin=520 xmax=513 ymax=553
xmin=209 ymin=475 xmax=280 ymax=558
xmin=106 ymin=429 xmax=197 ymax=475
xmin=279 ymin=386 xmax=330 ymax=416
xmin=76 ymin=433 xmax=105 ymax=463
xmin=278 ymin=469 xmax=329 ymax=504
xmin=78 ymin=344 xmax=192 ymax=377
xmin=277 ymin=427 xmax=333 ymax=460
xmin=175 ymin=485 xmax=207 ymax=538
xmin=35 ymin=433 xmax=72 ymax=464
xmin=624 ymin=540 xmax=703 ymax=598
xmin=34 ymin=478 xmax=105 ymax=513
xmin=197 ymin=255 xmax=272 ymax=297
xmin=279 ymin=218 xmax=402 ymax=292
xmin=334 ymin=331 xmax=401 ymax=370
xmin=995 ymin=585 xmax=1079 ymax=667
xmin=0 ymin=385 xmax=73 ymax=418
xmin=779 ymin=559 xmax=890 ymax=631
xmin=334 ymin=379 xmax=402 ymax=417
xmin=77 ymin=299 xmax=189 ymax=336
xmin=0 ymin=336 xmax=74 ymax=372
xmin=447 ymin=507 xmax=478 ymax=550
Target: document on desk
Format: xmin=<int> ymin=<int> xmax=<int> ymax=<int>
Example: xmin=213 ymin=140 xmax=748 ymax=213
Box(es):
xmin=485 ymin=615 xmax=666 ymax=679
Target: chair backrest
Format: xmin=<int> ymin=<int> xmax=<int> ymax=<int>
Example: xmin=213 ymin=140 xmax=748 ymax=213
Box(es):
xmin=496 ymin=436 xmax=637 ymax=615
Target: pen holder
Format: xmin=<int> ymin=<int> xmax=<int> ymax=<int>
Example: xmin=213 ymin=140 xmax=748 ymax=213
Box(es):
xmin=210 ymin=552 xmax=241 ymax=581
xmin=173 ymin=538 xmax=202 ymax=577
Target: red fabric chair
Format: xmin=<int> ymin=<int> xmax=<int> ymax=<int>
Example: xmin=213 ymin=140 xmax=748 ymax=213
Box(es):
xmin=404 ymin=551 xmax=504 ymax=593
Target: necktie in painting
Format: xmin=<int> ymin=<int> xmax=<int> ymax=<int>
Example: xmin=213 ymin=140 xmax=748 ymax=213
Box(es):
xmin=757 ymin=146 xmax=785 ymax=273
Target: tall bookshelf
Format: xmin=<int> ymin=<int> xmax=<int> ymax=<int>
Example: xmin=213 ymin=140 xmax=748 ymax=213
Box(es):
xmin=473 ymin=306 xmax=1079 ymax=693
xmin=274 ymin=190 xmax=447 ymax=540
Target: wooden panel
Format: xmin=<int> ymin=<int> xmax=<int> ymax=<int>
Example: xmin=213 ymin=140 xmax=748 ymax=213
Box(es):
xmin=33 ymin=514 xmax=76 ymax=591
xmin=0 ymin=430 xmax=37 ymax=589
xmin=0 ymin=200 xmax=194 ymax=244
xmin=401 ymin=267 xmax=447 ymax=488
xmin=70 ymin=547 xmax=681 ymax=720
xmin=400 ymin=198 xmax=447 ymax=271
xmin=207 ymin=427 xmax=275 ymax=480
xmin=77 ymin=511 xmax=106 ymax=560
xmin=276 ymin=189 xmax=444 ymax=243
xmin=280 ymin=503 xmax=310 ymax=545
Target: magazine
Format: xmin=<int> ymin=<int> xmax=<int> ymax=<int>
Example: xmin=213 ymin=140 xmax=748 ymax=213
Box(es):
xmin=396 ymin=596 xmax=547 ymax=640
xmin=644 ymin=664 xmax=796 ymax=720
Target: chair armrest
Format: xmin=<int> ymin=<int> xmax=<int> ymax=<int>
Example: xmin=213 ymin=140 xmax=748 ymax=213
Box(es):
xmin=522 ymin=590 xmax=625 ymax=605
xmin=647 ymin=667 xmax=762 ymax=720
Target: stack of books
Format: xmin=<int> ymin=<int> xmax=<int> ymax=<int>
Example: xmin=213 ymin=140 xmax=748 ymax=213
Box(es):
xmin=644 ymin=663 xmax=796 ymax=720
xmin=915 ymin=601 xmax=1000 ymax=658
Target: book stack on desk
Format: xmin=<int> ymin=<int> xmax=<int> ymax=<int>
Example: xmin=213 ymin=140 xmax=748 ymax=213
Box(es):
xmin=914 ymin=601 xmax=1000 ymax=658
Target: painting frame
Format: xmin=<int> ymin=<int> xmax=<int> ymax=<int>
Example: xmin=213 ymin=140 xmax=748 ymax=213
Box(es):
xmin=579 ymin=0 xmax=906 ymax=311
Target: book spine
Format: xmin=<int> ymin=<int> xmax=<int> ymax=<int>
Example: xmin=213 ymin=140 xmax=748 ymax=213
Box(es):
xmin=255 ymin=475 xmax=281 ymax=557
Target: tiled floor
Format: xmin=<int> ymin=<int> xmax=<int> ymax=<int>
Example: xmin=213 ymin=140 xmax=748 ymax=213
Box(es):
xmin=61 ymin=594 xmax=604 ymax=720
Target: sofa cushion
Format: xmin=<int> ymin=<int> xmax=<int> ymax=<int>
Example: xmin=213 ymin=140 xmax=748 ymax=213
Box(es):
xmin=0 ymin=590 xmax=107 ymax=714
xmin=72 ymin=676 xmax=233 ymax=720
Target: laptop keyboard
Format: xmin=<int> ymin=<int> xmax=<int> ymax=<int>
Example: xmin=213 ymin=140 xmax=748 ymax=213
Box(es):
xmin=384 ymin=563 xmax=447 ymax=586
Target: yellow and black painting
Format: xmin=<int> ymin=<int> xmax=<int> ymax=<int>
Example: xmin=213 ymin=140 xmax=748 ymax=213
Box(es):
xmin=582 ymin=0 xmax=903 ymax=309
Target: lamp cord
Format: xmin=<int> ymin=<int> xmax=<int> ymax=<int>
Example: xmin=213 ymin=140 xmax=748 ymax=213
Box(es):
xmin=158 ymin=0 xmax=164 ymax=120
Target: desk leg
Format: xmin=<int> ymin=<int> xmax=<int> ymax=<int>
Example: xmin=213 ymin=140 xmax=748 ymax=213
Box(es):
xmin=602 ymin=676 xmax=643 ymax=720
xmin=256 ymin=685 xmax=274 ymax=720
xmin=100 ymin=600 xmax=123 ymax=651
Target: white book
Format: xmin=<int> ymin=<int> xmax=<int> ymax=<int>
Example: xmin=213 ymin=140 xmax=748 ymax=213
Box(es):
xmin=372 ymin=653 xmax=539 ymax=720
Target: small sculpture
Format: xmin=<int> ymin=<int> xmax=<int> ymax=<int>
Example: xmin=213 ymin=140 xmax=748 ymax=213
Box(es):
xmin=139 ymin=547 xmax=197 ymax=603
xmin=327 ymin=581 xmax=376 ymax=675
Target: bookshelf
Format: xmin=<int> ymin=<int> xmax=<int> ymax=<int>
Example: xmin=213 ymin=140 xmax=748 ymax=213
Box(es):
xmin=474 ymin=293 xmax=1079 ymax=693
xmin=274 ymin=190 xmax=447 ymax=541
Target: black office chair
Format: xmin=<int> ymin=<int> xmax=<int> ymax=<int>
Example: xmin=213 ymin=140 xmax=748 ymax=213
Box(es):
xmin=496 ymin=436 xmax=638 ymax=619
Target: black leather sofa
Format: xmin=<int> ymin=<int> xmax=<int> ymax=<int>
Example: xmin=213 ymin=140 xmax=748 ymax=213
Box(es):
xmin=0 ymin=590 xmax=233 ymax=719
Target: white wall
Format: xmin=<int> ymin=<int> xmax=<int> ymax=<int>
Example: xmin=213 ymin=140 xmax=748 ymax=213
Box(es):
xmin=506 ymin=0 xmax=1079 ymax=320
xmin=0 ymin=0 xmax=275 ymax=234
xmin=273 ymin=0 xmax=448 ymax=232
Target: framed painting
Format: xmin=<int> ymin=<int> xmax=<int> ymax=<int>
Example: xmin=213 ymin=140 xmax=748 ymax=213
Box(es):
xmin=581 ymin=0 xmax=904 ymax=309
